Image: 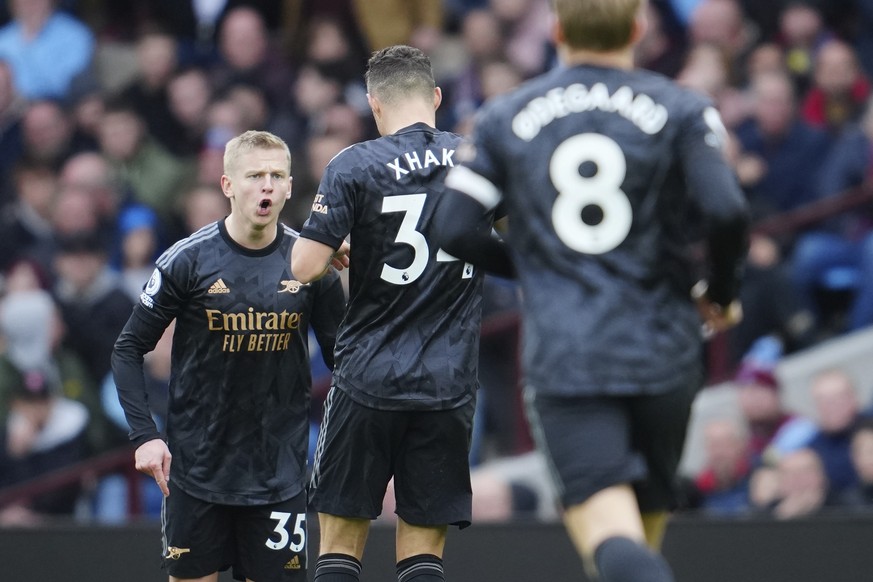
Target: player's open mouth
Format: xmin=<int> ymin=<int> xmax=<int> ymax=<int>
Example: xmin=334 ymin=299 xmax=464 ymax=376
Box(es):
xmin=257 ymin=198 xmax=272 ymax=216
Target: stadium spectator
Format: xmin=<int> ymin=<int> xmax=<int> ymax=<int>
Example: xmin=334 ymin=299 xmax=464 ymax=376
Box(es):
xmin=351 ymin=0 xmax=444 ymax=52
xmin=488 ymin=0 xmax=553 ymax=76
xmin=682 ymin=417 xmax=753 ymax=515
xmin=726 ymin=231 xmax=815 ymax=367
xmin=838 ymin=417 xmax=873 ymax=509
xmin=52 ymin=231 xmax=133 ymax=389
xmin=118 ymin=30 xmax=187 ymax=156
xmin=288 ymin=62 xmax=346 ymax=142
xmin=58 ymin=152 xmax=125 ymax=245
xmin=51 ymin=181 xmax=100 ymax=239
xmin=735 ymin=70 xmax=831 ymax=217
xmin=114 ymin=204 xmax=162 ymax=302
xmin=136 ymin=0 xmax=284 ymax=68
xmin=687 ymin=0 xmax=754 ymax=84
xmin=180 ymin=183 xmax=229 ymax=235
xmin=733 ymin=339 xmax=816 ymax=465
xmin=676 ymin=42 xmax=749 ymax=129
xmin=0 ymin=160 xmax=58 ymax=273
xmin=777 ymin=3 xmax=831 ymax=89
xmin=0 ymin=290 xmax=95 ymax=520
xmin=165 ymin=65 xmax=213 ymax=156
xmin=0 ymin=0 xmax=95 ymax=101
xmin=468 ymin=451 xmax=558 ymax=522
xmin=96 ymin=97 xmax=195 ymax=229
xmin=439 ymin=9 xmax=506 ymax=131
xmin=1 ymin=288 xmax=112 ymax=452
xmin=800 ymin=39 xmax=870 ymax=135
xmin=209 ymin=6 xmax=296 ymax=111
xmin=801 ymin=368 xmax=866 ymax=495
xmin=20 ymin=99 xmax=96 ymax=173
xmin=790 ymin=95 xmax=873 ymax=333
xmin=770 ymin=447 xmax=835 ymax=519
xmin=635 ymin=0 xmax=687 ymax=79
xmin=297 ymin=15 xmax=368 ymax=106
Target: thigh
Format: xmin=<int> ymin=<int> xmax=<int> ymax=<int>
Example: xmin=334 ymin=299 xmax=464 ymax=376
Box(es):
xmin=162 ymin=486 xmax=234 ymax=579
xmin=524 ymin=388 xmax=646 ymax=508
xmin=393 ymin=401 xmax=475 ymax=528
xmin=309 ymin=387 xmax=401 ymax=519
xmin=629 ymin=380 xmax=697 ymax=512
xmin=233 ymin=491 xmax=309 ymax=582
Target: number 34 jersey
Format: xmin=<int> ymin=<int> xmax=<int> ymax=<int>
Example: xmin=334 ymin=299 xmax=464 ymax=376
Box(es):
xmin=300 ymin=122 xmax=483 ymax=411
xmin=445 ymin=64 xmax=747 ymax=397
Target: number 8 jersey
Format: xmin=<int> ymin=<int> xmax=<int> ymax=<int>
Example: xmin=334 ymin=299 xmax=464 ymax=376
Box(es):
xmin=445 ymin=65 xmax=748 ymax=397
xmin=299 ymin=122 xmax=484 ymax=411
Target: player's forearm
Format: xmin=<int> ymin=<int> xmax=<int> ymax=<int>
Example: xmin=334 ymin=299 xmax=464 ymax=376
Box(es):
xmin=434 ymin=190 xmax=516 ymax=279
xmin=111 ymin=316 xmax=165 ymax=446
xmin=705 ymin=210 xmax=749 ymax=307
xmin=312 ymin=274 xmax=345 ymax=371
xmin=291 ymin=237 xmax=336 ymax=283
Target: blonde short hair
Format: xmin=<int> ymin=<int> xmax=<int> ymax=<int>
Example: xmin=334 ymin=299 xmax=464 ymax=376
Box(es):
xmin=553 ymin=0 xmax=642 ymax=52
xmin=223 ymin=130 xmax=291 ymax=176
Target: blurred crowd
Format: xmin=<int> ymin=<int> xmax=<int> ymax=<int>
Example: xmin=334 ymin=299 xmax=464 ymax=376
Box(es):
xmin=2 ymin=0 xmax=873 ymax=525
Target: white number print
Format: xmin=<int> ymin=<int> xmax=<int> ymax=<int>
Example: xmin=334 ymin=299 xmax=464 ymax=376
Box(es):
xmin=550 ymin=133 xmax=632 ymax=254
xmin=380 ymin=193 xmax=429 ymax=285
xmin=380 ymin=193 xmax=473 ymax=284
xmin=266 ymin=511 xmax=306 ymax=552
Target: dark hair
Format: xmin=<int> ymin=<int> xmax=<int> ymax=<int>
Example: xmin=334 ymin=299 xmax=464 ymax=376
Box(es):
xmin=365 ymin=45 xmax=434 ymax=105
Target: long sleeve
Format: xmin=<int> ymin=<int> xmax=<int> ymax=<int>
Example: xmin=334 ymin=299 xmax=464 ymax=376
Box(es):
xmin=679 ymin=107 xmax=750 ymax=306
xmin=110 ymin=308 xmax=170 ymax=446
xmin=309 ymin=268 xmax=346 ymax=371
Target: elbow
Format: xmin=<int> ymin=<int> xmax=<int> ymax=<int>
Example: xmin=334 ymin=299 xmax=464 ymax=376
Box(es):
xmin=290 ymin=256 xmax=322 ymax=284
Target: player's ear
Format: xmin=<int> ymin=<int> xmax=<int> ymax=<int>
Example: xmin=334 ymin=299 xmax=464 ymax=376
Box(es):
xmin=552 ymin=15 xmax=565 ymax=47
xmin=286 ymin=176 xmax=293 ymax=200
xmin=220 ymin=174 xmax=233 ymax=199
xmin=367 ymin=93 xmax=381 ymax=118
xmin=433 ymin=86 xmax=442 ymax=111
xmin=630 ymin=4 xmax=648 ymax=45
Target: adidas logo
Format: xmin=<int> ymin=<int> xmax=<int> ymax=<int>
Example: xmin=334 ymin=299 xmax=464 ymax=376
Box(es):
xmin=284 ymin=556 xmax=301 ymax=570
xmin=208 ymin=278 xmax=230 ymax=294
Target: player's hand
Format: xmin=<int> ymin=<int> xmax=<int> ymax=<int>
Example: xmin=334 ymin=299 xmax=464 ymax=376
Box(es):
xmin=330 ymin=241 xmax=350 ymax=271
xmin=692 ymin=281 xmax=743 ymax=338
xmin=135 ymin=438 xmax=172 ymax=497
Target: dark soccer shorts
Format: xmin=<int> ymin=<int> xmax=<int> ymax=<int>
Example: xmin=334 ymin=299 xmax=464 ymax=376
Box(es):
xmin=309 ymin=386 xmax=475 ymax=528
xmin=161 ymin=486 xmax=308 ymax=581
xmin=524 ymin=381 xmax=696 ymax=512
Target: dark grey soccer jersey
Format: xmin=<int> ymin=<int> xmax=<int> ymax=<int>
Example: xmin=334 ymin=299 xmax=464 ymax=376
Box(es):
xmin=299 ymin=123 xmax=483 ymax=411
xmin=112 ymin=220 xmax=345 ymax=505
xmin=445 ymin=65 xmax=748 ymax=397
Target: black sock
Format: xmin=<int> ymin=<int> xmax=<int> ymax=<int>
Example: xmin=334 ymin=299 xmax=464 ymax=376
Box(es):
xmin=314 ymin=553 xmax=362 ymax=582
xmin=396 ymin=554 xmax=445 ymax=582
xmin=593 ymin=537 xmax=674 ymax=582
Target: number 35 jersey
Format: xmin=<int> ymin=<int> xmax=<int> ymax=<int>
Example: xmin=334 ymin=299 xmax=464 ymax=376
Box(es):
xmin=445 ymin=64 xmax=747 ymax=397
xmin=300 ymin=123 xmax=483 ymax=411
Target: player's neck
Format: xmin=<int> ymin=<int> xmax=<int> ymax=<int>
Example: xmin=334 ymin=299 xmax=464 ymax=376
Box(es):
xmin=379 ymin=106 xmax=436 ymax=136
xmin=224 ymin=215 xmax=278 ymax=250
xmin=559 ymin=45 xmax=635 ymax=70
